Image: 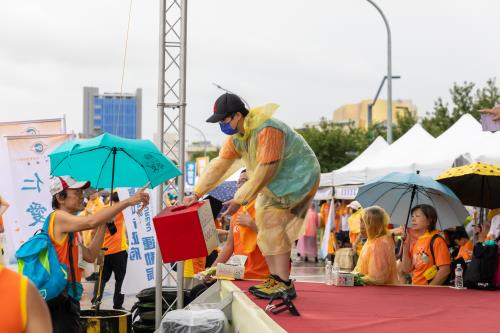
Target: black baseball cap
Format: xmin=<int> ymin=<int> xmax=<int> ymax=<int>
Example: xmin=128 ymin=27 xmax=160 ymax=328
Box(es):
xmin=206 ymin=93 xmax=248 ymax=123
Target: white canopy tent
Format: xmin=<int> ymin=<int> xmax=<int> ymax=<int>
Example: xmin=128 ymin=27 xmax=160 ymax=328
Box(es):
xmin=409 ymin=114 xmax=487 ymax=177
xmin=364 ymin=124 xmax=436 ymax=181
xmin=329 ymin=114 xmax=500 ymax=189
xmin=331 ymin=136 xmax=389 ymax=186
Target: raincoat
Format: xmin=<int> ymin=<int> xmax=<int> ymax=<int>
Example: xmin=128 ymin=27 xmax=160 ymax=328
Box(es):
xmin=353 ymin=208 xmax=397 ymax=285
xmin=195 ymin=104 xmax=320 ymax=255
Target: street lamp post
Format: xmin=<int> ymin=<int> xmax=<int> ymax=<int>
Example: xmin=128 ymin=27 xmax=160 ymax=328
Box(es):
xmin=365 ymin=0 xmax=393 ymax=143
xmin=186 ymin=123 xmax=208 ymax=157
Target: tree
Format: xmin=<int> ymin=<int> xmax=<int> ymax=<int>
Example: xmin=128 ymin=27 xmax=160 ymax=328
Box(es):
xmin=368 ymin=108 xmax=418 ymax=142
xmin=297 ymin=119 xmax=369 ymax=172
xmin=422 ymin=78 xmax=500 ymax=137
xmin=190 ymin=149 xmax=220 ymax=161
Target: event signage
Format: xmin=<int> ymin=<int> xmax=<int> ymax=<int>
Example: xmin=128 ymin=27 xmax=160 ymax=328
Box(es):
xmin=2 ymin=135 xmax=70 ymax=262
xmin=119 ymin=187 xmax=164 ymax=294
xmin=196 ymin=156 xmax=209 ymax=176
xmin=186 ymin=161 xmax=196 ymax=186
xmin=0 ymin=118 xmax=65 ymax=136
xmin=334 ymin=185 xmax=359 ymax=200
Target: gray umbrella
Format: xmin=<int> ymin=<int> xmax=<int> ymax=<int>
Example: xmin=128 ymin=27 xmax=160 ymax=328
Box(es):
xmin=355 ymin=172 xmax=468 ymax=230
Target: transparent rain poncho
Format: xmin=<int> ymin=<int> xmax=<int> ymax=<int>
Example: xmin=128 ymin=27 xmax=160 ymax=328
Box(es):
xmin=353 ymin=207 xmax=397 ymax=285
xmin=195 ymin=104 xmax=320 ymax=255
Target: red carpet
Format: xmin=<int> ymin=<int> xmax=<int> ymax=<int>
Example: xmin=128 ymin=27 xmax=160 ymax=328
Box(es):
xmin=234 ymin=280 xmax=500 ymax=333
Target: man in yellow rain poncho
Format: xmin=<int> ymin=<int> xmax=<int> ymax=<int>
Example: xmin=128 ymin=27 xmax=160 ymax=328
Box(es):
xmin=185 ymin=93 xmax=320 ymax=299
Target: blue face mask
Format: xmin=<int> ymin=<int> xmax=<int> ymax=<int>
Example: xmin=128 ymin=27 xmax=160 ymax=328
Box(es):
xmin=219 ymin=118 xmax=238 ymax=135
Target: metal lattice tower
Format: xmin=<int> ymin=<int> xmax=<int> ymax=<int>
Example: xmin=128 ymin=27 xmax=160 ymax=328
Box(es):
xmin=155 ymin=0 xmax=187 ymax=328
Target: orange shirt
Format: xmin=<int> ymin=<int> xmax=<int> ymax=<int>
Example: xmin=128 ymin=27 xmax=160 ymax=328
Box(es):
xmin=48 ymin=212 xmax=83 ymax=283
xmin=231 ymin=201 xmax=270 ymax=279
xmin=456 ymin=239 xmax=473 ymax=261
xmin=0 ymin=215 xmax=3 ymax=227
xmin=410 ymin=231 xmax=451 ymax=285
xmin=103 ymin=212 xmax=129 ymax=255
xmin=0 ymin=266 xmax=28 ymax=333
xmin=334 ymin=204 xmax=347 ymax=233
xmin=219 ymin=127 xmax=285 ymax=164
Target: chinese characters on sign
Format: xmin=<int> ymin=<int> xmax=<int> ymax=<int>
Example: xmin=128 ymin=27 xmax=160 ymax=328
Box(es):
xmin=21 ymin=172 xmax=44 ymax=192
xmin=26 ymin=202 xmax=47 ymax=226
xmin=127 ymin=187 xmax=156 ymax=282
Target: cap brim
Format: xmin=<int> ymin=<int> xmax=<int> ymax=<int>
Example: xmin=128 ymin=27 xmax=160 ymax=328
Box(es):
xmin=206 ymin=113 xmax=226 ymax=123
xmin=69 ymin=181 xmax=90 ymax=190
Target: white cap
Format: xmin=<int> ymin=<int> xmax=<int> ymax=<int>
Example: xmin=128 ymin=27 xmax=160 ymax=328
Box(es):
xmin=347 ymin=200 xmax=362 ymax=210
xmin=49 ymin=176 xmax=90 ymax=196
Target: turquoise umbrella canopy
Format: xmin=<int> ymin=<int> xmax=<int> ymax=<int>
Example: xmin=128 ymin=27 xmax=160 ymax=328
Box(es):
xmin=49 ymin=133 xmax=181 ymax=189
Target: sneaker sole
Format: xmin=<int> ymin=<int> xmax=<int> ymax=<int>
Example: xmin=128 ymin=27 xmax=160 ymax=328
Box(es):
xmin=253 ymin=290 xmax=297 ymax=300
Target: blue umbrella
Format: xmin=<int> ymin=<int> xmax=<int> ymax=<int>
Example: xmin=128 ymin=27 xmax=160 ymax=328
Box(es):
xmin=355 ymin=172 xmax=468 ymax=230
xmin=207 ymin=181 xmax=237 ymax=203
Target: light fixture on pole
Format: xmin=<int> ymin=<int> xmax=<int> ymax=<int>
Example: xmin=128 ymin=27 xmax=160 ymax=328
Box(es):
xmin=367 ymin=75 xmax=401 ymax=128
xmin=186 ymin=123 xmax=208 ymax=157
xmin=365 ymin=0 xmax=393 ymax=143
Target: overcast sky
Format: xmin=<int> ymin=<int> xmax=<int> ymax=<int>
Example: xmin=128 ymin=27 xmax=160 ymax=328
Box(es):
xmin=1 ymin=0 xmax=499 ymax=145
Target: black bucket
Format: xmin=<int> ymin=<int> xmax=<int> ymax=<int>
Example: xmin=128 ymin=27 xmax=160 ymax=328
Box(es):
xmin=80 ymin=309 xmax=132 ymax=333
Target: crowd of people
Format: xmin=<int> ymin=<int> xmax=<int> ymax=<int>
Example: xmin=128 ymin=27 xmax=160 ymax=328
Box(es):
xmin=0 ymin=95 xmax=499 ymax=333
xmin=300 ymin=199 xmax=500 ymax=287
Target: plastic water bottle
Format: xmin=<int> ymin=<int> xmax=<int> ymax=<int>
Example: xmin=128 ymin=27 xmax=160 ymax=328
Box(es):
xmin=325 ymin=260 xmax=333 ymax=285
xmin=331 ymin=262 xmax=340 ymax=285
xmin=455 ymin=264 xmax=464 ymax=289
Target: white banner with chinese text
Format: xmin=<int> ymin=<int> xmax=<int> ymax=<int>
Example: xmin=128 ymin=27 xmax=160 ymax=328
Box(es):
xmin=2 ymin=135 xmax=71 ymax=263
xmin=119 ymin=188 xmax=175 ymax=295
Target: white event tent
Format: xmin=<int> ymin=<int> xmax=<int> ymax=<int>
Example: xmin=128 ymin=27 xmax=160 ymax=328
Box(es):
xmin=331 ymin=136 xmax=389 ymax=187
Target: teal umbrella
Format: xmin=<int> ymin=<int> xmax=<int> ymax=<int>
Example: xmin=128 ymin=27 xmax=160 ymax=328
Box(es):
xmin=49 ymin=133 xmax=181 ymax=190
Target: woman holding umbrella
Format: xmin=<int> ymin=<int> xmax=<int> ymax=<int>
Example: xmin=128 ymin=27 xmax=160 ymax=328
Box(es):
xmin=46 ymin=176 xmax=149 ymax=333
xmin=401 ymin=204 xmax=451 ymax=286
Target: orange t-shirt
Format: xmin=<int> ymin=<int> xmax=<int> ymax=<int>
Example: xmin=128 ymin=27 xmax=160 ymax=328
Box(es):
xmin=231 ymin=201 xmax=270 ymax=279
xmin=456 ymin=239 xmax=473 ymax=261
xmin=0 ymin=215 xmax=3 ymax=227
xmin=410 ymin=231 xmax=451 ymax=285
xmin=103 ymin=212 xmax=129 ymax=255
xmin=219 ymin=127 xmax=285 ymax=164
xmin=0 ymin=266 xmax=27 ymax=333
xmin=48 ymin=212 xmax=83 ymax=283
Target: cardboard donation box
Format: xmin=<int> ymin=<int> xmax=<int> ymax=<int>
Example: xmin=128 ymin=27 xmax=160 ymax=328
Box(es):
xmin=332 ymin=271 xmax=354 ymax=287
xmin=153 ymin=201 xmax=218 ymax=263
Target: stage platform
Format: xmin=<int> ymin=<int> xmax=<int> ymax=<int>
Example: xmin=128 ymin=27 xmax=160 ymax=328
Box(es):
xmin=223 ymin=280 xmax=500 ymax=333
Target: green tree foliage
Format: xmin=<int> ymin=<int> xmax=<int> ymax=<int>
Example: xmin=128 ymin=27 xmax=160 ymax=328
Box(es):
xmin=297 ymin=119 xmax=368 ymax=172
xmin=190 ymin=149 xmax=220 ymax=161
xmin=300 ymin=79 xmax=499 ymax=173
xmin=422 ymin=78 xmax=500 ymax=136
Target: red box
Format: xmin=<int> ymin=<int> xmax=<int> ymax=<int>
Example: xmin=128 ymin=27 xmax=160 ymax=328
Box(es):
xmin=153 ymin=201 xmax=218 ymax=263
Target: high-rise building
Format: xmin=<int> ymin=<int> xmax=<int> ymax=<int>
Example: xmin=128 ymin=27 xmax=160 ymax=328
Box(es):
xmin=83 ymin=87 xmax=142 ymax=139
